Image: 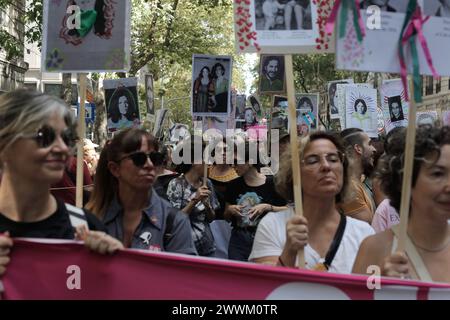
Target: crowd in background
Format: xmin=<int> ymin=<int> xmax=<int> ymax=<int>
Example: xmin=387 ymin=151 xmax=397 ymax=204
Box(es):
xmin=0 ymin=89 xmax=449 ymax=284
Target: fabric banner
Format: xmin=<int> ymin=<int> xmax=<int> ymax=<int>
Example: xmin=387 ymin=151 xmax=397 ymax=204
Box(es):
xmin=2 ymin=239 xmax=450 ymax=300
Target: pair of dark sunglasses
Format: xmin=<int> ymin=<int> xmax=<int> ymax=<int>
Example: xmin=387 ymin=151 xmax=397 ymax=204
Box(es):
xmin=119 ymin=151 xmax=161 ymax=167
xmin=32 ymin=125 xmax=78 ymax=149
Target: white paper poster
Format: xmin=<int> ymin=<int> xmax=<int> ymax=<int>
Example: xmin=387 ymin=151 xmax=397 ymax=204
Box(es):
xmin=42 ymin=0 xmax=131 ymax=72
xmin=234 ymin=0 xmax=335 ymax=54
xmin=416 ymin=111 xmax=438 ymax=126
xmin=345 ymin=86 xmax=378 ymax=137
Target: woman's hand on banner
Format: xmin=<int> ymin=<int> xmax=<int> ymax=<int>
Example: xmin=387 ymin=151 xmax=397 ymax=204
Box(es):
xmin=0 ymin=232 xmax=12 ymax=276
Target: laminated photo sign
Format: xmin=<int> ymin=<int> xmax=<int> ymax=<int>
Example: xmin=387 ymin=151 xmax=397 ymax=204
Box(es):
xmin=234 ymin=0 xmax=336 ymax=53
xmin=191 ymin=55 xmax=233 ymax=117
xmin=380 ymin=79 xmax=409 ymax=133
xmin=345 ymin=86 xmax=378 ymax=137
xmin=42 ymin=0 xmax=131 ymax=72
xmin=103 ymin=77 xmax=140 ymax=133
xmin=293 ymin=93 xmax=319 ymax=135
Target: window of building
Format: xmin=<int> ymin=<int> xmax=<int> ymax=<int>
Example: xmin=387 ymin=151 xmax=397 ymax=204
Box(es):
xmin=43 ymin=83 xmax=78 ymax=105
xmin=436 ymin=78 xmax=441 ymax=94
xmin=425 ymin=76 xmax=434 ymax=96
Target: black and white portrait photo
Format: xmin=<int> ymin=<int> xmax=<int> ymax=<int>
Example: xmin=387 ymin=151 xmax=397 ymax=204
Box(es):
xmin=249 ymin=95 xmax=262 ymax=115
xmin=328 ymin=80 xmax=353 ymax=117
xmin=235 ymin=94 xmax=247 ymax=120
xmin=191 ymin=54 xmax=232 ymax=116
xmin=359 ymin=0 xmax=408 ymax=13
xmin=104 ymin=78 xmax=140 ymax=133
xmin=423 ymin=0 xmax=450 ymax=18
xmin=145 ymin=74 xmax=155 ymax=115
xmin=259 ymin=55 xmax=285 ymax=94
xmin=254 ymin=0 xmax=312 ymax=31
xmin=388 ymin=95 xmax=404 ymax=122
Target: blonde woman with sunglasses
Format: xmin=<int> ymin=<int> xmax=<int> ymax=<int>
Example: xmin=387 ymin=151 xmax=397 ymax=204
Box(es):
xmin=86 ymin=128 xmax=197 ymax=254
xmin=0 ymin=90 xmax=123 ymax=277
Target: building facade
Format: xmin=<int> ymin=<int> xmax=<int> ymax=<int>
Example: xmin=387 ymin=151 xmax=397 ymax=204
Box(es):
xmin=0 ymin=1 xmax=28 ymax=92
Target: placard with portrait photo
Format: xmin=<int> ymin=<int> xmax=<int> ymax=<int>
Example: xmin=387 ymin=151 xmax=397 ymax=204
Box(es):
xmin=259 ymin=55 xmax=286 ymax=94
xmin=103 ymin=77 xmax=140 ymax=133
xmin=191 ymin=54 xmax=233 ymax=117
xmin=234 ymin=0 xmax=335 ymax=53
xmin=292 ymin=93 xmax=319 ymax=136
xmin=328 ymin=79 xmax=354 ymax=119
xmin=42 ymin=0 xmax=131 ymax=72
xmin=380 ymin=79 xmax=409 ymax=133
xmin=345 ymin=86 xmax=378 ymax=138
xmin=336 ymin=82 xmax=372 ymax=129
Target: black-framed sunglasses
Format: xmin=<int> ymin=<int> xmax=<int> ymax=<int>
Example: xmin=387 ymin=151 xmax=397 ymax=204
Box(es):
xmin=32 ymin=125 xmax=78 ymax=149
xmin=119 ymin=151 xmax=161 ymax=167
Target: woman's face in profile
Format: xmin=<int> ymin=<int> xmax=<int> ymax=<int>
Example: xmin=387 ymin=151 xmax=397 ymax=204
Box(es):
xmin=118 ymin=96 xmax=129 ymax=115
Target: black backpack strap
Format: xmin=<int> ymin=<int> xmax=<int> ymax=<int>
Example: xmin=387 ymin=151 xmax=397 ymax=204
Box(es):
xmin=323 ymin=212 xmax=347 ymax=270
xmin=65 ymin=203 xmax=89 ymax=230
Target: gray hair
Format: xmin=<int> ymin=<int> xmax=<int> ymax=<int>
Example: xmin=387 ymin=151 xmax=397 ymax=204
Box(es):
xmin=0 ymin=89 xmax=75 ymax=157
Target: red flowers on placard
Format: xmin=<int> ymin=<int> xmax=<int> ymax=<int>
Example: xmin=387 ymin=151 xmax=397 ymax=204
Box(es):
xmin=234 ymin=0 xmax=260 ymax=52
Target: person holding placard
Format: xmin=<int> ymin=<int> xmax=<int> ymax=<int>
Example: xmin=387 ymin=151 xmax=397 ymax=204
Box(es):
xmin=225 ymin=141 xmax=287 ymax=261
xmin=166 ymin=139 xmax=220 ymax=257
xmin=249 ymin=132 xmax=374 ymax=272
xmin=352 ymin=125 xmax=450 ymax=282
xmin=0 ymin=90 xmax=123 ymax=276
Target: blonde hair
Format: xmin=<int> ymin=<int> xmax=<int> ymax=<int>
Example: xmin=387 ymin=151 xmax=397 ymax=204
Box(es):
xmin=0 ymin=89 xmax=74 ymax=160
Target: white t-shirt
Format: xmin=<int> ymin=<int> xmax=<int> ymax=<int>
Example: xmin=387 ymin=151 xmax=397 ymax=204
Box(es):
xmin=249 ymin=209 xmax=375 ymax=274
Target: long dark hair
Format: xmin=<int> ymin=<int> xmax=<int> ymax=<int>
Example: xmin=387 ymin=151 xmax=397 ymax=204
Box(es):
xmin=108 ymin=87 xmax=137 ymax=123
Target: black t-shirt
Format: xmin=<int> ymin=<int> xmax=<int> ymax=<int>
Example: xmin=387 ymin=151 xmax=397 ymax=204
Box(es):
xmin=0 ymin=199 xmax=106 ymax=239
xmin=225 ymin=176 xmax=286 ymax=228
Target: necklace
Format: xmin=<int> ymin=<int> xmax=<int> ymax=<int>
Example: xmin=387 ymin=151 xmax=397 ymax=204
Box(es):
xmin=408 ymin=233 xmax=450 ymax=253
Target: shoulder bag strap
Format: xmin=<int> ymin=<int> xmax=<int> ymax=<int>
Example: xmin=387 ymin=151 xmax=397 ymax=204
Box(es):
xmin=323 ymin=212 xmax=347 ymax=269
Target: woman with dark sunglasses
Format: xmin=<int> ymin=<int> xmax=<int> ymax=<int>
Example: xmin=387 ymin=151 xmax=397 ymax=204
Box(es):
xmin=86 ymin=128 xmax=197 ymax=254
xmin=0 ymin=90 xmax=123 ymax=277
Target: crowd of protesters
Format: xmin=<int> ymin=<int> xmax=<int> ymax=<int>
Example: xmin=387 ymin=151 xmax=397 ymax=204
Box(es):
xmin=0 ymin=89 xmax=449 ymax=284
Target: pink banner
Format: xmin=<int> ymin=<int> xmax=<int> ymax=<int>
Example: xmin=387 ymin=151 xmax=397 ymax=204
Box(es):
xmin=2 ymin=239 xmax=450 ymax=300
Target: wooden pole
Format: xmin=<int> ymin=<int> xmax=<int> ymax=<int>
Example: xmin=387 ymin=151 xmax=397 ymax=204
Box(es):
xmin=395 ymin=76 xmax=417 ymax=252
xmin=285 ymin=54 xmax=305 ymax=268
xmin=203 ymin=116 xmax=209 ymax=187
xmin=268 ymin=94 xmax=274 ymax=156
xmin=76 ymin=73 xmax=88 ymax=208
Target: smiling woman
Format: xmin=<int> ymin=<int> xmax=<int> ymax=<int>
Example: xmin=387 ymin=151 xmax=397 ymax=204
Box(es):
xmin=352 ymin=125 xmax=450 ymax=283
xmin=0 ymin=89 xmax=124 ymax=276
